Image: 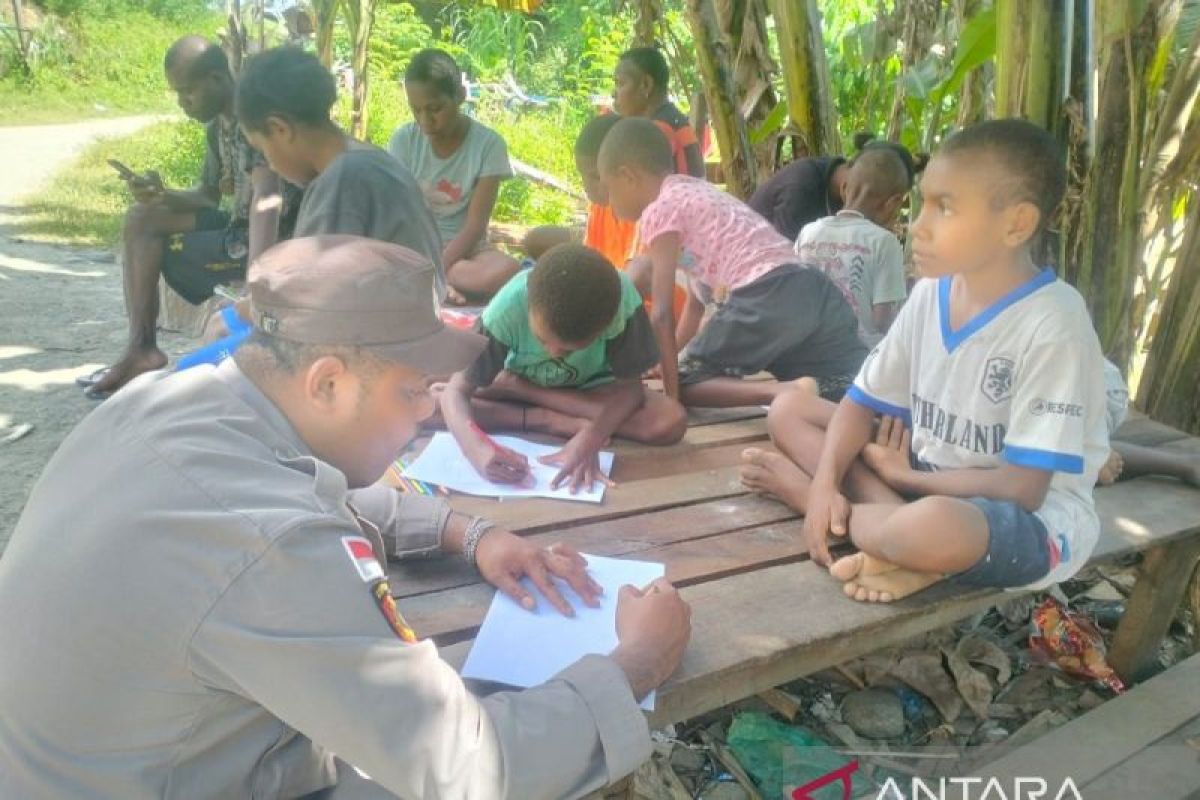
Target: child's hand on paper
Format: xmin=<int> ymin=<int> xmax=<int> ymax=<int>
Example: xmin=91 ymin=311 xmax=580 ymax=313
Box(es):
xmin=467 ymin=439 xmax=532 ymax=485
xmin=540 ymin=427 xmax=614 ymax=493
xmin=476 ymin=535 xmax=603 ymax=617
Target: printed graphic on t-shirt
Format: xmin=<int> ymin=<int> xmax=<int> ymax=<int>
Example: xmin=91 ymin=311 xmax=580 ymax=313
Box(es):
xmin=422 ymin=178 xmax=465 ymax=215
xmin=798 ymin=240 xmax=871 ymax=315
xmin=981 ymin=356 xmax=1016 ymax=404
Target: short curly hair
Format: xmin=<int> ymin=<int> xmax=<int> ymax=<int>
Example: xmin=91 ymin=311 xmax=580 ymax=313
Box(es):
xmin=597 ymin=117 xmax=675 ymax=177
xmin=527 ymin=244 xmax=622 ymax=344
xmin=236 ymin=47 xmax=336 ymax=133
xmin=619 ymin=46 xmax=671 ymax=93
xmin=940 ymin=118 xmax=1066 ymax=236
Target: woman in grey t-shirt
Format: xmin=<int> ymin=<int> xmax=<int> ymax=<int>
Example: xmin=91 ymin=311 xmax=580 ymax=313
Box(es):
xmin=389 ymin=49 xmax=520 ymax=304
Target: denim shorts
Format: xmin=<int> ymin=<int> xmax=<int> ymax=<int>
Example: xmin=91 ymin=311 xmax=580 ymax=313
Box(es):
xmin=949 ymin=497 xmax=1053 ymax=588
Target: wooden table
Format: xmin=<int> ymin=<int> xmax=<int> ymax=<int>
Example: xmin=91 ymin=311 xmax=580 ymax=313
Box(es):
xmin=388 ymin=408 xmax=1200 ymax=729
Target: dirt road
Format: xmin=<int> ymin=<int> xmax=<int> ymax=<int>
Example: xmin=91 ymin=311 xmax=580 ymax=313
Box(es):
xmin=0 ymin=116 xmax=189 ymax=547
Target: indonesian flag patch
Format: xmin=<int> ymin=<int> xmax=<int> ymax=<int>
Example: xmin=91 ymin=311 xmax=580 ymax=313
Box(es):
xmin=341 ymin=535 xmax=385 ymax=582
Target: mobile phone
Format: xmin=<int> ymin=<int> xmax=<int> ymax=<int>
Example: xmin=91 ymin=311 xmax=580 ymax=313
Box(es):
xmin=107 ymin=159 xmax=139 ymax=181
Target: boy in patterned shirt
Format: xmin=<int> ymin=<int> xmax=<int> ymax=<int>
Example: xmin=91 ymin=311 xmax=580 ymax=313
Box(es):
xmin=598 ymin=118 xmax=867 ymax=408
xmin=741 ymin=119 xmax=1109 ymax=602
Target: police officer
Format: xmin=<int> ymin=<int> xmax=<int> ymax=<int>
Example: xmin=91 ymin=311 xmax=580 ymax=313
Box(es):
xmin=0 ymin=235 xmax=691 ymax=799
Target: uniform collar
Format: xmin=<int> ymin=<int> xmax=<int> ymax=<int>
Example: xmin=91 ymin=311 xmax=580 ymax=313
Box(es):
xmin=213 ymin=360 xmax=350 ymax=503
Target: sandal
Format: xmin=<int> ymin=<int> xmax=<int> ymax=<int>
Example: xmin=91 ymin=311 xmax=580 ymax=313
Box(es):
xmin=74 ymin=367 xmax=110 ymax=388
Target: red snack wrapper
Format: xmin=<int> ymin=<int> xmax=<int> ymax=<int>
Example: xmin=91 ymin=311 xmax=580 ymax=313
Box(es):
xmin=1029 ymin=597 xmax=1126 ymax=693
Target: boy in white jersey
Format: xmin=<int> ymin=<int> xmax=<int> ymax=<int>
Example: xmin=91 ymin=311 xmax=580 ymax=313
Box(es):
xmin=741 ymin=119 xmax=1109 ymax=602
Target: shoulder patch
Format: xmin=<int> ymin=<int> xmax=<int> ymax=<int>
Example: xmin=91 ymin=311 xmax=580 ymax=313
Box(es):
xmin=373 ymin=579 xmax=418 ymax=643
xmin=341 ymin=535 xmax=385 ymax=583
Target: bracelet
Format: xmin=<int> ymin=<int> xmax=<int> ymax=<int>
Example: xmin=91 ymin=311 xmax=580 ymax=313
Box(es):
xmin=462 ymin=516 xmax=496 ymax=566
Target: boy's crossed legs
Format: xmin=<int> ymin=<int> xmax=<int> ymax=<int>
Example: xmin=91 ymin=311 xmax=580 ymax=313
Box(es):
xmin=741 ymin=390 xmax=998 ymax=602
xmin=471 ymin=371 xmax=687 ymax=445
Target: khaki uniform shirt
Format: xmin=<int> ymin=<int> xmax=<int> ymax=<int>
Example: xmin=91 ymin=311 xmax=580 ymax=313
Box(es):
xmin=0 ymin=360 xmax=649 ymax=799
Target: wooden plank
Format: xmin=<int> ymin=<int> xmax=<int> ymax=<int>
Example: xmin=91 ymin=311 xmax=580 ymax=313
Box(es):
xmin=440 ymin=559 xmax=1008 ymax=726
xmin=1081 ymin=714 xmax=1200 ymax=798
xmin=403 ymin=520 xmax=807 ymax=640
xmin=1091 ymin=477 xmax=1200 ymax=559
xmin=389 ymin=493 xmax=796 ymax=599
xmin=607 ymin=416 xmax=768 ymax=454
xmin=1109 ymin=536 xmax=1200 ymax=684
xmin=1113 ymin=416 xmax=1192 ymax=447
xmin=435 ymin=477 xmax=1200 ymax=727
xmin=447 ymin=466 xmax=750 ymax=533
xmin=973 ymin=653 xmax=1200 ymax=789
xmin=686 ymin=406 xmax=766 ymax=427
xmin=612 ymin=441 xmax=757 ymax=483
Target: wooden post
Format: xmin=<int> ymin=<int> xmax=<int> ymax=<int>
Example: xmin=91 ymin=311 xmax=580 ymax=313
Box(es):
xmin=1110 ymin=537 xmax=1200 ymax=685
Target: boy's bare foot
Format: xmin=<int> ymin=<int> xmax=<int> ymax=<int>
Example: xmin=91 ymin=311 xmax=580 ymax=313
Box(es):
xmin=789 ymin=376 xmax=819 ymax=396
xmin=740 ymin=447 xmax=810 ymax=512
xmin=89 ymin=347 xmax=168 ymax=395
xmin=1097 ymin=449 xmax=1124 ymax=485
xmin=484 ymin=370 xmax=533 ymax=401
xmin=829 ymin=552 xmax=943 ymax=602
xmin=526 ymin=407 xmax=590 ymax=439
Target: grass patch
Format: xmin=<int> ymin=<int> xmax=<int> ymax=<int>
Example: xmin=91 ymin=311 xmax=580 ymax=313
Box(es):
xmin=14 ymin=119 xmax=205 ymax=245
xmin=21 ymin=101 xmax=586 ymax=247
xmin=0 ymin=9 xmax=222 ymax=125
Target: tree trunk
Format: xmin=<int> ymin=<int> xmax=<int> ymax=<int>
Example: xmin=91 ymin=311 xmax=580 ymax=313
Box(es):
xmin=685 ymin=0 xmax=757 ymax=197
xmin=770 ymin=0 xmax=839 ymax=156
xmin=1137 ymin=195 xmax=1200 ymax=432
xmin=313 ymin=0 xmax=341 ymax=69
xmin=1063 ymin=0 xmax=1159 ymax=368
xmin=633 ymin=0 xmax=662 ymax=46
xmin=343 ymin=0 xmax=377 ymax=140
xmin=994 ymin=0 xmax=1064 ymax=127
xmin=715 ymin=0 xmax=778 ymax=174
xmin=955 ymin=0 xmax=989 ymax=127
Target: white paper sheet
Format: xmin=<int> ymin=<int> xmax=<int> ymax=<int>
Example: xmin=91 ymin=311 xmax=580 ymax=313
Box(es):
xmin=403 ymin=432 xmax=615 ymax=503
xmin=462 ymin=554 xmax=665 ymax=710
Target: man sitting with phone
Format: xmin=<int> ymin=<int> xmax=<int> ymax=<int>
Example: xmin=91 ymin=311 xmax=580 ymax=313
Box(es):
xmin=82 ymin=35 xmax=295 ymax=398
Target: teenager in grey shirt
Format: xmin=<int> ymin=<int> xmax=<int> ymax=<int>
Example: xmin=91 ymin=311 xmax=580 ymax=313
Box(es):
xmin=237 ymin=46 xmax=447 ymax=298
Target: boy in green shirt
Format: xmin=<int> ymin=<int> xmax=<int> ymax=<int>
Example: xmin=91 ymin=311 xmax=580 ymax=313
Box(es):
xmin=440 ymin=244 xmax=688 ymax=491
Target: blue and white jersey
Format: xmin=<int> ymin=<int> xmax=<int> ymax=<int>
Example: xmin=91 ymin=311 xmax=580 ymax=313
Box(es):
xmin=848 ymin=269 xmax=1110 ymax=588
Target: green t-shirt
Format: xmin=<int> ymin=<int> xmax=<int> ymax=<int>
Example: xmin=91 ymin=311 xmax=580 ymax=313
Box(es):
xmin=466 ymin=269 xmax=658 ymax=389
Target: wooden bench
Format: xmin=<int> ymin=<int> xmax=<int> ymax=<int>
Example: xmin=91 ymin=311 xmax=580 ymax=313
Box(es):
xmin=971 ymin=651 xmax=1200 ymax=798
xmin=387 ymin=409 xmax=1200 ymax=731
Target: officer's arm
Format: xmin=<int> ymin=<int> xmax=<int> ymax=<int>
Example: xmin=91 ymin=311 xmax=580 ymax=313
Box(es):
xmin=188 ymin=524 xmax=650 ymax=799
xmin=347 ymin=483 xmax=455 ymax=559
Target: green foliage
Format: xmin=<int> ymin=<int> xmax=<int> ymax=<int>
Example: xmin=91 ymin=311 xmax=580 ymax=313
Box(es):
xmin=15 ymin=119 xmax=206 ymax=244
xmin=822 ymin=0 xmax=904 ymax=147
xmin=0 ymin=4 xmax=222 ymax=123
xmin=486 ymin=104 xmax=583 ymax=225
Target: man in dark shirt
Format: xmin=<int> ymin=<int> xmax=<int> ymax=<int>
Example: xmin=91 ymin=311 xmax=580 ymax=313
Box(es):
xmin=86 ymin=36 xmax=294 ymax=397
xmin=746 ymin=156 xmax=849 ymax=242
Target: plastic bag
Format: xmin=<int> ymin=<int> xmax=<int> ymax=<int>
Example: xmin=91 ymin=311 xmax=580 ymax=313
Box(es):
xmin=1028 ymin=597 xmax=1126 ymax=693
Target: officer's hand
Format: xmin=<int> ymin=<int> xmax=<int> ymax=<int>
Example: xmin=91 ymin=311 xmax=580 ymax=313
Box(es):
xmin=475 ymin=532 xmax=602 ymax=617
xmin=611 ymin=578 xmax=691 ymax=700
